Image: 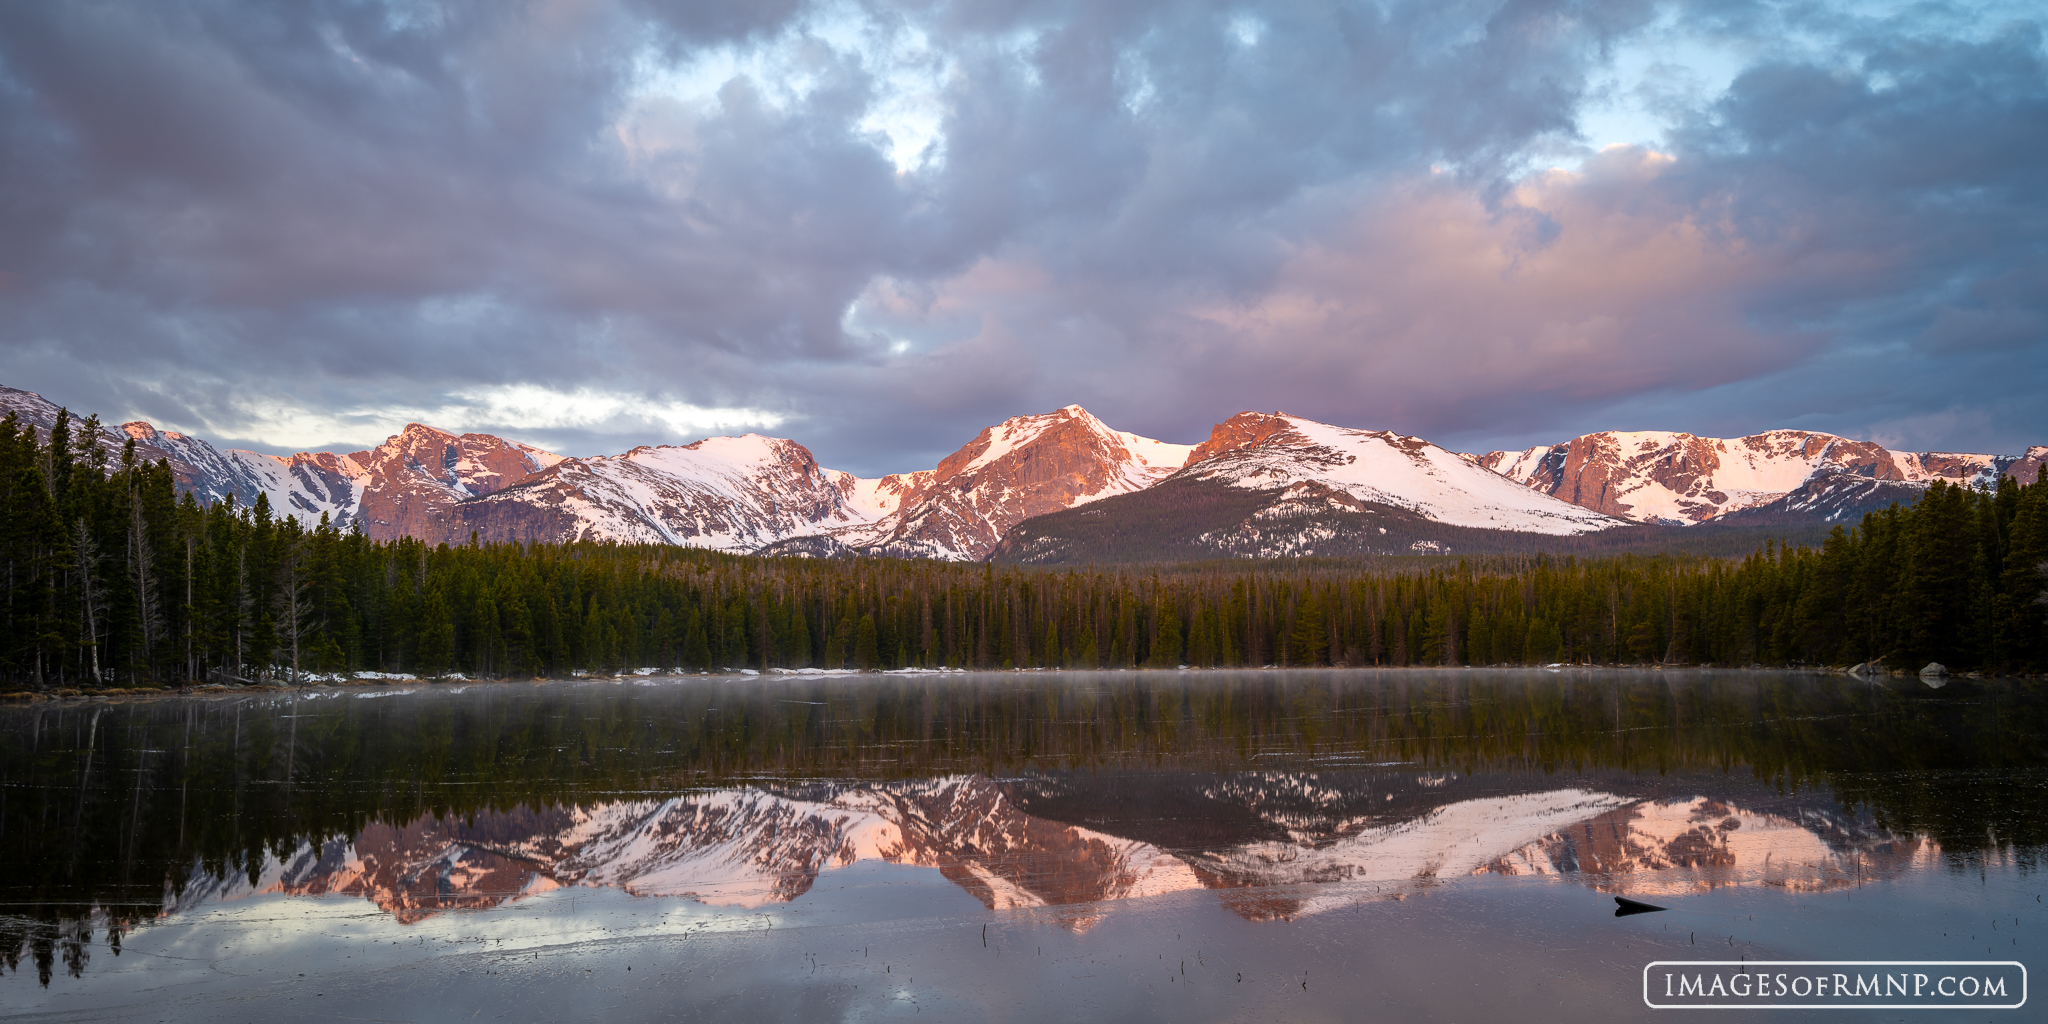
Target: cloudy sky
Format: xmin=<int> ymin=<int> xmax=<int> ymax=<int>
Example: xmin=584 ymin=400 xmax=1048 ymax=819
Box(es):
xmin=1 ymin=0 xmax=2043 ymax=474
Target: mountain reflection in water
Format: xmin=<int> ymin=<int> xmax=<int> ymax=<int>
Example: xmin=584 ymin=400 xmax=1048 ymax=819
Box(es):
xmin=4 ymin=669 xmax=2043 ymax=981
xmin=163 ymin=777 xmax=1938 ymax=928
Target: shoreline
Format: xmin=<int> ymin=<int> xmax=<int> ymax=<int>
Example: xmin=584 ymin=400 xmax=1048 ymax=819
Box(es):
xmin=3 ymin=662 xmax=2036 ymax=703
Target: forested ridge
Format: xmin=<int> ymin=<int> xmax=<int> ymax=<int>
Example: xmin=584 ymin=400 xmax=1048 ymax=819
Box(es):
xmin=5 ymin=407 xmax=2046 ymax=688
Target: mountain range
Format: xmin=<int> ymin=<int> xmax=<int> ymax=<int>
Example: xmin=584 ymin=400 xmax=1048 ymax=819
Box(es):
xmin=5 ymin=384 xmax=2041 ymax=562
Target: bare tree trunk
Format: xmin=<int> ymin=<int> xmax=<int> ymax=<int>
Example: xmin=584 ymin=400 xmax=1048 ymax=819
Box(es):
xmin=184 ymin=536 xmax=195 ymax=685
xmin=72 ymin=519 xmax=104 ymax=687
xmin=276 ymin=540 xmax=309 ymax=687
xmin=234 ymin=547 xmax=247 ymax=677
xmin=128 ymin=494 xmax=161 ymax=667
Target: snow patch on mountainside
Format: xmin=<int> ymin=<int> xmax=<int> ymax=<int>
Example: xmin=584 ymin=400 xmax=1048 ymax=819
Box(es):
xmin=1478 ymin=429 xmax=2034 ymax=525
xmin=1896 ymin=450 xmax=2005 ymax=488
xmin=124 ymin=422 xmax=371 ymax=527
xmin=1184 ymin=414 xmax=1621 ymax=536
xmin=1484 ymin=446 xmax=1552 ymax=483
xmin=1596 ymin=430 xmax=1822 ymax=522
xmin=1117 ymin=431 xmax=1198 ymax=477
xmin=459 ymin=434 xmax=865 ymax=550
xmin=824 ymin=468 xmax=928 ymax=522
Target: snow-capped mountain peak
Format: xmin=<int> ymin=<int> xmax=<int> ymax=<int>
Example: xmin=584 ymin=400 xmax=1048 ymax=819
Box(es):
xmin=951 ymin=405 xmax=1192 ymax=482
xmin=1179 ymin=412 xmax=1622 ymax=536
xmin=824 ymin=406 xmax=1197 ymax=559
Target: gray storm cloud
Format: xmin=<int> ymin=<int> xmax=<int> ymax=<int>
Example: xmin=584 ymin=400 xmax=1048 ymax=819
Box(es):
xmin=0 ymin=0 xmax=2041 ymax=473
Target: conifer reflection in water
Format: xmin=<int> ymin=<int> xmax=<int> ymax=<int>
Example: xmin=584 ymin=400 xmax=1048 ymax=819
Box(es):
xmin=2 ymin=669 xmax=2043 ymax=982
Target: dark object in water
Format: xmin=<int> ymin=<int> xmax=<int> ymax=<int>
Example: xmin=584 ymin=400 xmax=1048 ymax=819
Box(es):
xmin=1614 ymin=897 xmax=1667 ymax=917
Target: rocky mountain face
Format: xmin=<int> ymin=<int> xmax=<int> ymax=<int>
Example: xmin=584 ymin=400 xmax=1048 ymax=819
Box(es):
xmin=1480 ymin=430 xmax=2042 ymax=526
xmin=165 ymin=773 xmax=1927 ymax=926
xmin=343 ymin=423 xmax=566 ymax=537
xmin=995 ymin=413 xmax=1622 ymax=563
xmin=820 ymin=406 xmax=1194 ymax=559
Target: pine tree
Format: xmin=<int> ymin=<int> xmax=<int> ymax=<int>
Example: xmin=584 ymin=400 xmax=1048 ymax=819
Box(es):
xmin=1148 ymin=594 xmax=1183 ymax=667
xmin=415 ymin=588 xmax=455 ymax=676
xmin=1896 ymin=481 xmax=1974 ymax=667
xmin=1289 ymin=590 xmax=1327 ymax=666
xmin=682 ymin=612 xmax=711 ymax=671
xmin=854 ymin=614 xmax=879 ymax=670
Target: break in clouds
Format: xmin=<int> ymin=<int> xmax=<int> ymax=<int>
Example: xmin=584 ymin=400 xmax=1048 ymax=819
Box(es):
xmin=0 ymin=0 xmax=2043 ymax=473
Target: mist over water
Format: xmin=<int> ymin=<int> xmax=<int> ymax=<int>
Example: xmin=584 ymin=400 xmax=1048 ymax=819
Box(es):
xmin=3 ymin=669 xmax=2043 ymax=1020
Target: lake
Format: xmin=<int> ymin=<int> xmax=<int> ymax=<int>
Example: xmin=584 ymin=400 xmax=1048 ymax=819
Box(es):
xmin=2 ymin=668 xmax=2041 ymax=1021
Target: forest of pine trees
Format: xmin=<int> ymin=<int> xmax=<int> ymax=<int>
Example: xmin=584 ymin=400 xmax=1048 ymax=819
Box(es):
xmin=3 ymin=407 xmax=2045 ymax=689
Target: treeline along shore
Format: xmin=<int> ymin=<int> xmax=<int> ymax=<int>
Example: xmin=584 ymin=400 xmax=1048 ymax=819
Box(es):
xmin=4 ymin=408 xmax=2048 ymax=688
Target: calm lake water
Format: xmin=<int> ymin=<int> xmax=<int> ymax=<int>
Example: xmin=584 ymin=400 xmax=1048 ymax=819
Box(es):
xmin=2 ymin=668 xmax=2041 ymax=1022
